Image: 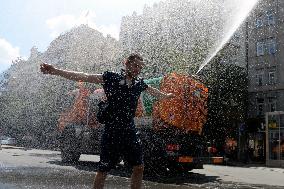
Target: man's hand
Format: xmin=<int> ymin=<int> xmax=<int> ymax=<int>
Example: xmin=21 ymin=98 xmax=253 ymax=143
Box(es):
xmin=40 ymin=63 xmax=56 ymax=75
xmin=165 ymin=93 xmax=175 ymax=99
xmin=146 ymin=86 xmax=176 ymax=100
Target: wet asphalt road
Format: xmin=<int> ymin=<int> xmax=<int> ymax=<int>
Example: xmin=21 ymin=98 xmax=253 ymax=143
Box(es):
xmin=0 ymin=145 xmax=284 ymax=189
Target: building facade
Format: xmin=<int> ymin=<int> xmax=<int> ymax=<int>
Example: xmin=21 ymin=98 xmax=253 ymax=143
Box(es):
xmin=247 ymin=0 xmax=284 ymax=167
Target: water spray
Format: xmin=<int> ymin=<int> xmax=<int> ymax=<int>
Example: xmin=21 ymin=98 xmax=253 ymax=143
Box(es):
xmin=196 ymin=0 xmax=259 ymax=75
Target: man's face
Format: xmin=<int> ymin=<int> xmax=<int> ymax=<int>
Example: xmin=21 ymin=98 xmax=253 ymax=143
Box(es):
xmin=125 ymin=59 xmax=144 ymax=78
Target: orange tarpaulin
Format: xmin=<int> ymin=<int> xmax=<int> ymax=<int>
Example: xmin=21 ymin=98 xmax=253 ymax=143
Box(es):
xmin=58 ymin=84 xmax=106 ymax=131
xmin=59 ymin=74 xmax=208 ymax=134
xmin=58 ymin=83 xmax=90 ymax=131
xmin=155 ymin=73 xmax=208 ymax=134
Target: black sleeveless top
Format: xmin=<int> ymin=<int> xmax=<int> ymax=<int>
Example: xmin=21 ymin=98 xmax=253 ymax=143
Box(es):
xmin=102 ymin=70 xmax=148 ymax=127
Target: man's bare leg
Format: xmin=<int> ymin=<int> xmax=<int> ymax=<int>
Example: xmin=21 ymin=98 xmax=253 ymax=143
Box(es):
xmin=130 ymin=165 xmax=144 ymax=189
xmin=93 ymin=171 xmax=107 ymax=189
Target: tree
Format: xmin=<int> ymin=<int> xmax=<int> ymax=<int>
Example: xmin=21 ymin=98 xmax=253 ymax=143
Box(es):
xmin=0 ymin=25 xmax=120 ymax=149
xmin=201 ymin=54 xmax=248 ymax=153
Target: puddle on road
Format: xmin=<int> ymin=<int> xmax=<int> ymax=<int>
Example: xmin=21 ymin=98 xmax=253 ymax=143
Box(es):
xmin=0 ymin=167 xmax=200 ymax=189
xmin=28 ymin=153 xmax=61 ymax=158
xmin=0 ymin=167 xmax=92 ymax=188
xmin=1 ymin=167 xmax=281 ymax=189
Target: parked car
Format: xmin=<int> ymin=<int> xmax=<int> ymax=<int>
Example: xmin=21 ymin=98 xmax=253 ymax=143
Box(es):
xmin=0 ymin=136 xmax=16 ymax=145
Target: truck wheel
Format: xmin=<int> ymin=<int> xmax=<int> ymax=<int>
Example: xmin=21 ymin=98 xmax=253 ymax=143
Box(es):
xmin=144 ymin=158 xmax=168 ymax=176
xmin=167 ymin=164 xmax=191 ymax=176
xmin=143 ymin=148 xmax=169 ymax=177
xmin=142 ymin=132 xmax=168 ymax=176
xmin=60 ymin=126 xmax=81 ymax=163
xmin=61 ymin=147 xmax=81 ymax=163
xmin=167 ymin=159 xmax=196 ymax=175
xmin=193 ymin=162 xmax=203 ymax=169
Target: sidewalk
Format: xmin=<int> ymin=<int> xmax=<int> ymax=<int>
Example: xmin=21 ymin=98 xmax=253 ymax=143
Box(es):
xmin=226 ymin=160 xmax=266 ymax=167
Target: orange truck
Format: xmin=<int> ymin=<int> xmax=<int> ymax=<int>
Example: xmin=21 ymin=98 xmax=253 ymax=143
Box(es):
xmin=58 ymin=73 xmax=209 ymax=174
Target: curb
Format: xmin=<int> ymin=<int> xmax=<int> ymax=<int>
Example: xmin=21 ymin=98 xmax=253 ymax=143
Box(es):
xmin=0 ymin=145 xmax=25 ymax=150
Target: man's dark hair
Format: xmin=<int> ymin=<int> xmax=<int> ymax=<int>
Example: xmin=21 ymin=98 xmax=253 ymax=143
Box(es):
xmin=127 ymin=53 xmax=143 ymax=63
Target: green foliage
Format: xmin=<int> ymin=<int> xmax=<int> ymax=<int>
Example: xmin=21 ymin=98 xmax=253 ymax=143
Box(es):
xmin=0 ymin=26 xmax=120 ymax=149
xmin=202 ymin=59 xmax=248 ymax=148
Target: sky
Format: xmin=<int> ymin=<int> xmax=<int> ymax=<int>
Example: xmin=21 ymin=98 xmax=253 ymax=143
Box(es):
xmin=0 ymin=0 xmax=162 ymax=74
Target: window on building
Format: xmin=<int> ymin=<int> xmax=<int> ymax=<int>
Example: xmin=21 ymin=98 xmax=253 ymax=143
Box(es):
xmin=256 ymin=38 xmax=276 ymax=56
xmin=269 ymin=130 xmax=279 ymax=160
xmin=258 ymin=104 xmax=264 ymax=116
xmin=256 ymin=42 xmax=265 ymax=56
xmin=267 ymin=38 xmax=276 ymax=54
xmin=256 ymin=18 xmax=263 ymax=28
xmin=266 ymin=11 xmax=276 ymax=25
xmin=257 ymin=98 xmax=265 ymax=116
xmin=268 ymin=98 xmax=277 ymax=112
xmin=257 ymin=60 xmax=265 ymax=65
xmin=268 ymin=71 xmax=276 ymax=85
xmin=256 ymin=73 xmax=264 ymax=86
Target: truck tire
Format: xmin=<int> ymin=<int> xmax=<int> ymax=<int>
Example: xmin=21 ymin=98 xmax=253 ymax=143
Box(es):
xmin=193 ymin=161 xmax=204 ymax=169
xmin=144 ymin=155 xmax=168 ymax=176
xmin=60 ymin=126 xmax=81 ymax=163
xmin=167 ymin=163 xmax=193 ymax=176
xmin=142 ymin=134 xmax=168 ymax=176
xmin=61 ymin=147 xmax=81 ymax=163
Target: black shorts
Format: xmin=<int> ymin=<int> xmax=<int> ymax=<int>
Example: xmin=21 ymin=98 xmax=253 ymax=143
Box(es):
xmin=98 ymin=127 xmax=143 ymax=172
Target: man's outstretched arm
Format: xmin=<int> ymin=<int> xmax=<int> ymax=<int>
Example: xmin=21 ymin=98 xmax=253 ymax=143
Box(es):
xmin=145 ymin=86 xmax=174 ymax=100
xmin=40 ymin=63 xmax=103 ymax=84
